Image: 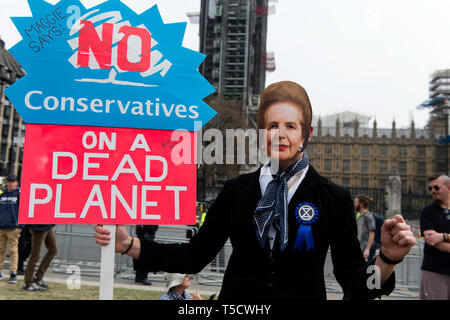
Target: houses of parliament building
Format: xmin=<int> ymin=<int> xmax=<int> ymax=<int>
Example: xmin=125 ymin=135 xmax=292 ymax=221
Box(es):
xmin=307 ymin=111 xmax=448 ymax=194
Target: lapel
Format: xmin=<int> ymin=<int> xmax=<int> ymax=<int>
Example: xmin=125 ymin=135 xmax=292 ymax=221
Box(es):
xmin=234 ymin=167 xmax=262 ymax=209
xmin=288 ymin=165 xmax=327 ymax=208
xmin=232 ymin=165 xmax=330 ymax=252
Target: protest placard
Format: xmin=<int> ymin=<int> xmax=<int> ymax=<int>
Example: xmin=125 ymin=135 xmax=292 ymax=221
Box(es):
xmin=5 ymin=0 xmax=215 ymax=299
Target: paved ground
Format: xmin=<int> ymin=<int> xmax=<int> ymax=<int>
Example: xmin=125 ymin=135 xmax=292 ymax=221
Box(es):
xmin=1 ymin=223 xmax=422 ymax=300
xmin=1 ymin=265 xmax=419 ymax=300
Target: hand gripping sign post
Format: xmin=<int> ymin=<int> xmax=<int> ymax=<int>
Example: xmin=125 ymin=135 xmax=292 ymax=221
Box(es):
xmin=5 ymin=0 xmax=216 ymax=299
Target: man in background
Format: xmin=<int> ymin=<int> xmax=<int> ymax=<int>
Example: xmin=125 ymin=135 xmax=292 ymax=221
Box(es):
xmin=420 ymin=173 xmax=450 ymax=300
xmin=23 ymin=223 xmax=58 ymax=292
xmin=354 ymin=194 xmax=376 ymax=262
xmin=0 ymin=175 xmax=21 ymax=284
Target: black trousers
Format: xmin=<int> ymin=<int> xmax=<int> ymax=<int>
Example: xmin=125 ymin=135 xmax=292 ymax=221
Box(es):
xmin=135 ymin=270 xmax=148 ymax=281
xmin=18 ymin=226 xmax=32 ymax=271
xmin=135 ymin=225 xmax=158 ymax=281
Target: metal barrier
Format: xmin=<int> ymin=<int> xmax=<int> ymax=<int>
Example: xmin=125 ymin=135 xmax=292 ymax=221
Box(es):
xmin=52 ymin=224 xmax=115 ymax=277
xmin=118 ymin=225 xmax=195 ymax=284
xmin=323 ymin=241 xmax=424 ymax=298
xmin=4 ymin=224 xmax=422 ymax=298
xmin=393 ymin=241 xmax=423 ymax=295
xmin=51 ymin=224 xmax=231 ymax=285
xmin=196 ymin=243 xmax=232 ymax=286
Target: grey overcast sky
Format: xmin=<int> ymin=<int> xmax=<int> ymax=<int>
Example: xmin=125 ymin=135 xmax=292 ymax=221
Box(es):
xmin=1 ymin=0 xmax=449 ymax=129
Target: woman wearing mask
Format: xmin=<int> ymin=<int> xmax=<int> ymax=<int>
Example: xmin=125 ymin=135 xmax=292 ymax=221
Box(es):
xmin=95 ymin=81 xmax=415 ymax=300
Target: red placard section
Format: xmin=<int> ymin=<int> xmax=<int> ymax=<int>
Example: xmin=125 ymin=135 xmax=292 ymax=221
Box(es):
xmin=19 ymin=124 xmax=197 ymax=225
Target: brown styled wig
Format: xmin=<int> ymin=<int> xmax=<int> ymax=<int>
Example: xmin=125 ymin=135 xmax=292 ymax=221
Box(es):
xmin=257 ymin=81 xmax=313 ymax=151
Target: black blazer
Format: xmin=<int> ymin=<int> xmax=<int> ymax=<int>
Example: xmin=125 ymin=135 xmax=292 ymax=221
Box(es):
xmin=134 ymin=165 xmax=395 ymax=300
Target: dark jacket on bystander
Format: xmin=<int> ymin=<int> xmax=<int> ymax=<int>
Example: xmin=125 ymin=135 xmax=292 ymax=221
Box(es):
xmin=0 ymin=187 xmax=22 ymax=229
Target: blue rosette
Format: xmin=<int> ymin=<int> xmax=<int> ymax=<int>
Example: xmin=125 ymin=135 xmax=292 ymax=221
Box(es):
xmin=294 ymin=202 xmax=319 ymax=252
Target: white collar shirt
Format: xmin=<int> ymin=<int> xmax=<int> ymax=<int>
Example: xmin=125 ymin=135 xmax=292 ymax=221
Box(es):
xmin=258 ymin=161 xmax=309 ymax=249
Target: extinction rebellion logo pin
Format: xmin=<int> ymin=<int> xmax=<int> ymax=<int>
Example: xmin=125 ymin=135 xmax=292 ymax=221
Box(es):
xmin=294 ymin=202 xmax=319 ymax=252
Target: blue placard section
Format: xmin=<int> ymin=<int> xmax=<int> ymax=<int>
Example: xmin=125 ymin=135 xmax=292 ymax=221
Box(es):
xmin=5 ymin=0 xmax=216 ymax=131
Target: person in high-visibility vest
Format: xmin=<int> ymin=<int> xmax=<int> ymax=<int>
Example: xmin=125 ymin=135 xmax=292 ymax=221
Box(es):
xmin=200 ymin=212 xmax=206 ymax=227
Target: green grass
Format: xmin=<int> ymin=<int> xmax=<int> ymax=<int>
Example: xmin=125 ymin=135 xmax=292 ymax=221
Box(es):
xmin=0 ymin=279 xmax=166 ymax=300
